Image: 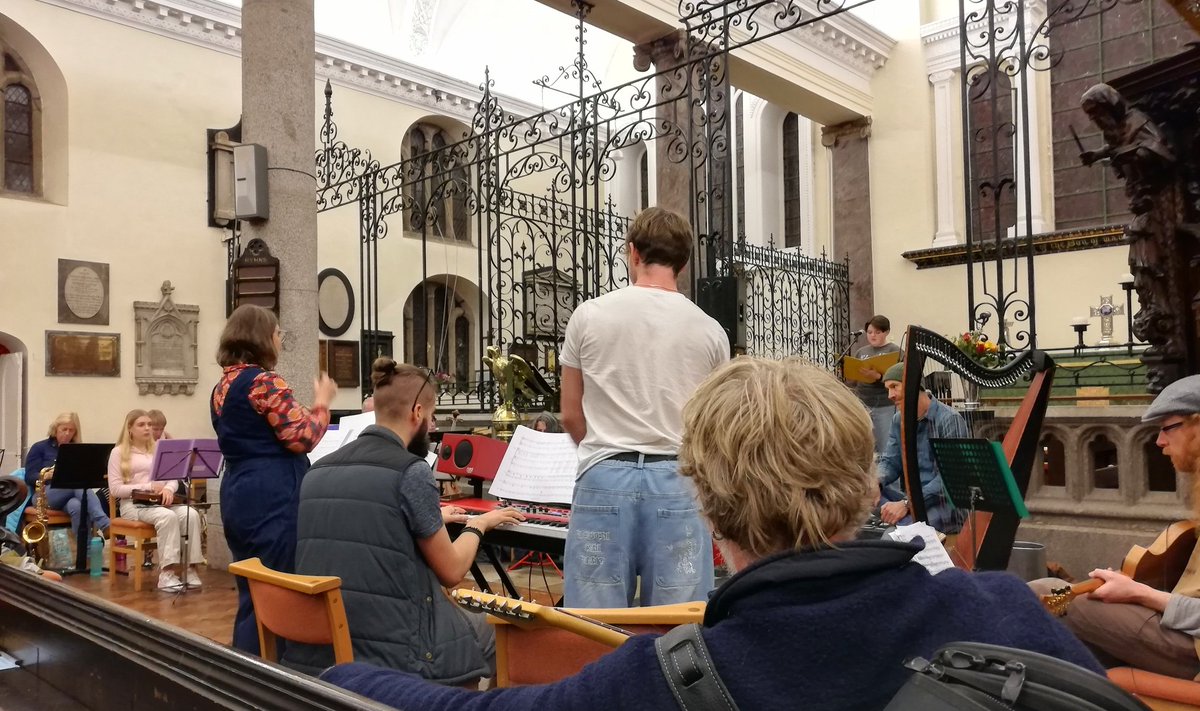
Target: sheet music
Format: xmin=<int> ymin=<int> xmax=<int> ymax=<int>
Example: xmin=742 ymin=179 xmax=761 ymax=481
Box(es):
xmin=887 ymin=522 xmax=955 ymax=575
xmin=336 ymin=411 xmax=376 ymax=432
xmin=488 ymin=426 xmax=578 ymax=504
xmin=308 ymin=427 xmax=358 ymax=464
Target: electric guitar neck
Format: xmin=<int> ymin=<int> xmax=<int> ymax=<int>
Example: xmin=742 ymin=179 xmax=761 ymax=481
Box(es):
xmin=1040 ymin=579 xmax=1103 ymax=617
xmin=452 ymin=589 xmax=635 ymax=648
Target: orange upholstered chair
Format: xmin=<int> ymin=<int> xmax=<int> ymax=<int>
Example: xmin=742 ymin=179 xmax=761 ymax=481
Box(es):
xmin=108 ymin=496 xmax=157 ymax=591
xmin=1109 ymin=667 xmax=1200 ymax=711
xmin=488 ymin=600 xmax=705 ymax=687
xmin=227 ymin=557 xmax=352 ymax=665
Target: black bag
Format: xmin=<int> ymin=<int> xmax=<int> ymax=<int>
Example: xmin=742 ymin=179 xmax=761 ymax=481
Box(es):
xmin=884 ymin=642 xmax=1150 ymax=711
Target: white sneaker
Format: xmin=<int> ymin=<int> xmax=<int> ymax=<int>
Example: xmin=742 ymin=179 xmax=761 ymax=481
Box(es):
xmin=185 ymin=568 xmax=202 ymax=588
xmin=157 ymin=570 xmax=184 ymax=591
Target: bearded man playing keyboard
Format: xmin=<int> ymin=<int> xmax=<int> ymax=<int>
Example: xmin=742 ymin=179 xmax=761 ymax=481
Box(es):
xmin=284 ymin=357 xmax=523 ymax=685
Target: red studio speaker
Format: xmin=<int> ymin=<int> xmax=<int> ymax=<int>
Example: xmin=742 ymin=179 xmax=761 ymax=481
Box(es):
xmin=435 ymin=434 xmax=508 ymax=480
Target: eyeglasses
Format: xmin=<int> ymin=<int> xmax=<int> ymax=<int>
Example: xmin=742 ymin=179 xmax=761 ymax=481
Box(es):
xmin=1160 ymin=421 xmax=1186 ymax=436
xmin=411 ymin=367 xmax=435 ymax=413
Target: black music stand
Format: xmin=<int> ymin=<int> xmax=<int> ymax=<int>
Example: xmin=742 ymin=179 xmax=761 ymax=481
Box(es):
xmin=51 ymin=443 xmax=114 ymax=574
xmin=151 ymin=439 xmax=222 ymax=594
xmin=930 ymin=438 xmax=1028 ymax=571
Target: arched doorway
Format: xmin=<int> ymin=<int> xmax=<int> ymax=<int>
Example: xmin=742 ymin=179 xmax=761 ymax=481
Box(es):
xmin=402 ymin=276 xmax=480 ymax=390
xmin=0 ymin=332 xmax=27 ymax=477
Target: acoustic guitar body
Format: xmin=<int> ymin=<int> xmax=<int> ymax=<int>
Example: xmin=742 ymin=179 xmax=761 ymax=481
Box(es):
xmin=1123 ymin=519 xmax=1198 ymax=591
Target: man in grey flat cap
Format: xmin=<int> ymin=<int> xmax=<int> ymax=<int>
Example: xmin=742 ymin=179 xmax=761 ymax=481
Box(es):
xmin=875 ymin=361 xmax=969 ymax=534
xmin=1031 ymin=374 xmax=1200 ymax=678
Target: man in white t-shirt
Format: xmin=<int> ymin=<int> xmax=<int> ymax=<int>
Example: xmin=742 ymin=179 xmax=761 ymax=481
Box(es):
xmin=559 ymin=206 xmax=729 ymax=608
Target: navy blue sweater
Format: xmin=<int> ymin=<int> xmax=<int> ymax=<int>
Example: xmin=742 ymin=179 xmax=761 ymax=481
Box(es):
xmin=322 ymin=541 xmax=1101 ymax=711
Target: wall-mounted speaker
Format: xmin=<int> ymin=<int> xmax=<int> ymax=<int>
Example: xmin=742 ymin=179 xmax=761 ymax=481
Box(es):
xmin=435 ymin=434 xmax=508 ymax=480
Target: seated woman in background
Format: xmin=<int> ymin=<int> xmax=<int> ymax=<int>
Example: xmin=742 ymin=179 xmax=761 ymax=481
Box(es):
xmin=321 ymin=357 xmax=1101 ymax=711
xmin=147 ymin=409 xmax=172 ymax=441
xmin=25 ymin=412 xmax=110 ymax=539
xmin=531 ymin=412 xmax=562 ymax=433
xmin=107 ymin=409 xmax=203 ymax=592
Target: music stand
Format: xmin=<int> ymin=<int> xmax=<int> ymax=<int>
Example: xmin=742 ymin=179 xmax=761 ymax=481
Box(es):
xmin=151 ymin=439 xmax=222 ymax=594
xmin=930 ymin=438 xmax=1028 ymax=571
xmin=51 ymin=443 xmax=114 ymax=574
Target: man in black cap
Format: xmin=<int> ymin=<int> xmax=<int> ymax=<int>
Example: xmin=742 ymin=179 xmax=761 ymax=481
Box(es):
xmin=875 ymin=361 xmax=968 ymax=534
xmin=1031 ymin=374 xmax=1200 ymax=678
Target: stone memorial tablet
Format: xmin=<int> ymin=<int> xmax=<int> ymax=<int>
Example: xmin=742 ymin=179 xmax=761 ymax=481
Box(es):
xmin=328 ymin=340 xmax=359 ymax=388
xmin=58 ymin=259 xmax=110 ymax=325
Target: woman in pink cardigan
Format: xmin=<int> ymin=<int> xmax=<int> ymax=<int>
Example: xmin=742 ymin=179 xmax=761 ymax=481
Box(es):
xmin=107 ymin=409 xmax=203 ymax=591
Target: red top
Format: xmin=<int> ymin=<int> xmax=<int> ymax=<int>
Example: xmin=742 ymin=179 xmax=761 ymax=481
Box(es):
xmin=211 ymin=364 xmax=329 ymax=454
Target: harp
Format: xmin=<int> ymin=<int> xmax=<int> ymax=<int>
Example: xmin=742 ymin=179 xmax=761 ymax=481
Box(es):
xmin=900 ymin=326 xmax=1055 ymax=571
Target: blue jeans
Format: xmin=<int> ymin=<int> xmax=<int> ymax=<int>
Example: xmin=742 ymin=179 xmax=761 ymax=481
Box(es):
xmin=564 ymin=457 xmax=713 ymax=608
xmin=868 ymin=404 xmax=895 ymax=455
xmin=45 ymin=487 xmax=110 ymax=536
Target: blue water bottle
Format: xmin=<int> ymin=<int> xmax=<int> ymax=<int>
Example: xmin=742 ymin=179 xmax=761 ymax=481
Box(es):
xmin=89 ymin=536 xmax=104 ymax=577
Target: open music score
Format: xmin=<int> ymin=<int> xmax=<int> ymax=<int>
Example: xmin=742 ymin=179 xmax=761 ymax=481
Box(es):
xmin=488 ymin=426 xmax=578 ymax=504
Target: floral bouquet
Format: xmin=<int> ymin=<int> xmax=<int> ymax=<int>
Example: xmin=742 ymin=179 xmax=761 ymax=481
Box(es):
xmin=954 ymin=331 xmax=1004 ymax=368
xmin=433 ymin=371 xmax=454 ymax=391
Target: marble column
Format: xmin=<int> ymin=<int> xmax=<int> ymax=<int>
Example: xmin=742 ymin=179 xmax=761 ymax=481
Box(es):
xmin=211 ymin=0 xmax=317 ymax=572
xmin=929 ymin=70 xmax=961 ymax=247
xmin=634 ymin=30 xmax=697 ymax=295
xmin=821 ymin=117 xmax=874 ymax=333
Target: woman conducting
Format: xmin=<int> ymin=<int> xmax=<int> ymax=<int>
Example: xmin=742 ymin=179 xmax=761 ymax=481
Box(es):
xmin=210 ymin=304 xmax=337 ymax=653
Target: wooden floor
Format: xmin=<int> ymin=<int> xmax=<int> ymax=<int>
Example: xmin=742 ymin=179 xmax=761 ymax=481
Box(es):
xmin=60 ymin=556 xmax=565 ymax=646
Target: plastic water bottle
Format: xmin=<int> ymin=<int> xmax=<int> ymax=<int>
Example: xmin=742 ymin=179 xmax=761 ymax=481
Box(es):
xmin=89 ymin=536 xmax=104 ymax=577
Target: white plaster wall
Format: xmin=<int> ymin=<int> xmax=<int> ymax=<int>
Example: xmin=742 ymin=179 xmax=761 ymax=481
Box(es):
xmin=1 ymin=0 xmax=239 ymax=453
xmin=0 ymin=0 xmax=578 ymax=462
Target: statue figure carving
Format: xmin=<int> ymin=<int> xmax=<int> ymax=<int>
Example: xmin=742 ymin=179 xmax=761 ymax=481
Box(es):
xmin=483 ymin=345 xmax=537 ymax=441
xmin=1079 ymin=81 xmax=1191 ymax=391
xmin=1079 ymin=84 xmax=1174 ymax=214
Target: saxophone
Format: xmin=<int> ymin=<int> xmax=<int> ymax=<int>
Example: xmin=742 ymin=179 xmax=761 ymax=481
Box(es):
xmin=21 ymin=466 xmax=52 ymax=546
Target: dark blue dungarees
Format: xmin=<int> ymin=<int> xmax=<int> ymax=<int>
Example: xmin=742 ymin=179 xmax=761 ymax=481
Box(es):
xmin=212 ymin=367 xmax=309 ymax=654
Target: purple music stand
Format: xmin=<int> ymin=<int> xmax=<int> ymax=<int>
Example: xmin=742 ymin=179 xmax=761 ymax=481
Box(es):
xmin=151 ymin=439 xmax=222 ymax=593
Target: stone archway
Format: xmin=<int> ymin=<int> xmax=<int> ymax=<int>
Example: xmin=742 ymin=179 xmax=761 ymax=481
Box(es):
xmin=0 ymin=332 xmax=28 ymax=476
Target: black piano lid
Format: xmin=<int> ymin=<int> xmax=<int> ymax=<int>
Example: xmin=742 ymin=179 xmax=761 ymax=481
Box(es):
xmin=0 ymin=565 xmax=396 ymax=711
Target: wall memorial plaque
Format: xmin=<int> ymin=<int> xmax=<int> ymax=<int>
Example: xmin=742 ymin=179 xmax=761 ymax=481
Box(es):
xmin=58 ymin=259 xmax=110 ymax=325
xmin=134 ymin=281 xmax=200 ymax=395
xmin=46 ymin=331 xmax=120 ymax=377
xmin=328 ymin=340 xmax=359 ymax=388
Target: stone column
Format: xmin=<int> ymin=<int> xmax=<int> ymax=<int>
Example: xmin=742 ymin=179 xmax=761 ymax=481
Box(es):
xmin=821 ymin=117 xmax=874 ymax=332
xmin=634 ymin=30 xmax=697 ymax=295
xmin=929 ymin=70 xmax=961 ymax=247
xmin=210 ymin=0 xmax=317 ymax=572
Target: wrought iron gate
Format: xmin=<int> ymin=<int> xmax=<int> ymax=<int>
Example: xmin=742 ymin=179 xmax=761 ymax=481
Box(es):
xmin=312 ymin=0 xmax=873 ymax=410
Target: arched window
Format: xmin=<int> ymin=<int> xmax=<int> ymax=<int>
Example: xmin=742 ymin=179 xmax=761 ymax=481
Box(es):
xmin=735 ymin=93 xmax=745 ymax=239
xmin=639 ymin=149 xmax=649 ymax=211
xmin=782 ymin=111 xmax=801 ymax=248
xmin=403 ymin=280 xmax=473 ymax=386
xmin=1089 ymin=434 xmax=1119 ymax=490
xmin=403 ymin=121 xmax=469 ymax=242
xmin=1 ymin=49 xmax=38 ymax=195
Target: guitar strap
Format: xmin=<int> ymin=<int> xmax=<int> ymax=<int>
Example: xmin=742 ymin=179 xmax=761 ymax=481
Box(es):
xmin=654 ymin=623 xmax=741 ymax=711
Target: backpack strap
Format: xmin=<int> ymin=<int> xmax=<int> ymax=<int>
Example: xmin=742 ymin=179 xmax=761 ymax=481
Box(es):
xmin=654 ymin=623 xmax=741 ymax=711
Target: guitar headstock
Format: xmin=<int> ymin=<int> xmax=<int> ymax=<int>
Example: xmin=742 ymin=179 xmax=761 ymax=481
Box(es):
xmin=452 ymin=589 xmax=544 ymax=627
xmin=1041 ymin=585 xmax=1073 ymax=617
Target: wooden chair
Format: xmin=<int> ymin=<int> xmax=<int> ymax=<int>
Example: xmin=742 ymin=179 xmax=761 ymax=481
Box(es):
xmin=1109 ymin=668 xmax=1200 ymax=711
xmin=108 ymin=496 xmax=157 ymax=591
xmin=227 ymin=557 xmax=352 ymax=665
